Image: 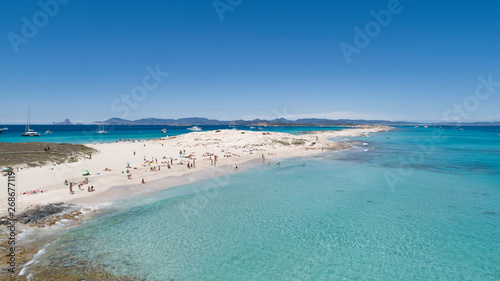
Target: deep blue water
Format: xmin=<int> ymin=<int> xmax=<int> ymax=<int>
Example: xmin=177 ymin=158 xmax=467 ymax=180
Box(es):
xmin=0 ymin=125 xmax=346 ymax=144
xmin=24 ymin=126 xmax=500 ymax=280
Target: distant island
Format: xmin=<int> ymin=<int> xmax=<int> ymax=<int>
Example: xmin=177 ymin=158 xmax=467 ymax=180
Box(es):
xmin=90 ymin=117 xmax=500 ymax=127
xmin=53 ymin=119 xmax=83 ymax=125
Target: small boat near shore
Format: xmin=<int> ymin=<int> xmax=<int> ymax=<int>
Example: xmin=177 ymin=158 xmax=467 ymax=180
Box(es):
xmin=187 ymin=126 xmax=202 ymax=131
xmin=161 ymin=128 xmax=167 ymax=134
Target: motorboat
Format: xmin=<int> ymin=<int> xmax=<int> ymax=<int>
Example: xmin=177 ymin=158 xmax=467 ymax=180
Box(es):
xmin=21 ymin=106 xmax=41 ymax=137
xmin=45 ymin=130 xmax=52 ymax=134
xmin=187 ymin=126 xmax=202 ymax=131
xmin=161 ymin=128 xmax=167 ymax=134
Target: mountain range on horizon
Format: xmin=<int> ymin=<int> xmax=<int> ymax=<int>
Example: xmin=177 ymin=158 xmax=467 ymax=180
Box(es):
xmin=75 ymin=117 xmax=500 ymax=127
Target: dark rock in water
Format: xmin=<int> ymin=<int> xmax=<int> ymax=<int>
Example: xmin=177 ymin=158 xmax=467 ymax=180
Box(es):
xmin=0 ymin=217 xmax=9 ymax=225
xmin=5 ymin=202 xmax=78 ymax=225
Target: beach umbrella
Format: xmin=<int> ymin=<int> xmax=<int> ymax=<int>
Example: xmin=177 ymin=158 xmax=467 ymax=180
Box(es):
xmin=125 ymin=162 xmax=131 ymax=165
xmin=1 ymin=167 xmax=10 ymax=171
xmin=81 ymin=169 xmax=89 ymax=175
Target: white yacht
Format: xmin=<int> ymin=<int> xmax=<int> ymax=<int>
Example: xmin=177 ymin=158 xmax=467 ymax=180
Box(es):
xmin=187 ymin=126 xmax=202 ymax=131
xmin=97 ymin=122 xmax=107 ymax=134
xmin=21 ymin=106 xmax=41 ymax=137
xmin=161 ymin=128 xmax=167 ymax=134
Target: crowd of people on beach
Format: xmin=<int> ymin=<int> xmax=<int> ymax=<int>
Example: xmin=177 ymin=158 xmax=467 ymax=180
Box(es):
xmin=122 ymin=146 xmax=290 ymax=184
xmin=64 ymin=178 xmax=95 ymax=194
xmin=59 ymin=143 xmax=288 ymax=193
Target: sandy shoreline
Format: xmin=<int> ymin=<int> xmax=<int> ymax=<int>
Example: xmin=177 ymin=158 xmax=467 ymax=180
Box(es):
xmin=0 ymin=126 xmax=391 ymax=216
xmin=0 ymin=126 xmax=393 ymax=278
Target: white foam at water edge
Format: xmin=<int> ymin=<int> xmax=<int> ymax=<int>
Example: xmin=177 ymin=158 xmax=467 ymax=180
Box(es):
xmin=55 ymin=219 xmax=70 ymax=224
xmin=80 ymin=202 xmax=113 ymax=215
xmin=20 ymin=241 xmax=52 ymax=277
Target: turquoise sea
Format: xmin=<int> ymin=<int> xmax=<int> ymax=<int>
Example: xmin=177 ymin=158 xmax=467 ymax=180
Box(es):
xmin=21 ymin=126 xmax=500 ymax=280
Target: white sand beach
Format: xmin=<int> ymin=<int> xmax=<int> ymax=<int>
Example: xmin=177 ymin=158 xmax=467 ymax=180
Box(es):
xmin=0 ymin=127 xmax=391 ymax=216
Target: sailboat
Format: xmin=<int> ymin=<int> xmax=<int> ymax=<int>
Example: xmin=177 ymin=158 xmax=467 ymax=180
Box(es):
xmin=97 ymin=122 xmax=107 ymax=134
xmin=21 ymin=106 xmax=41 ymax=137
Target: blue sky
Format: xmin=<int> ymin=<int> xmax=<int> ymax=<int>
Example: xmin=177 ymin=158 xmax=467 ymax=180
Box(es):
xmin=1 ymin=0 xmax=500 ymax=124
